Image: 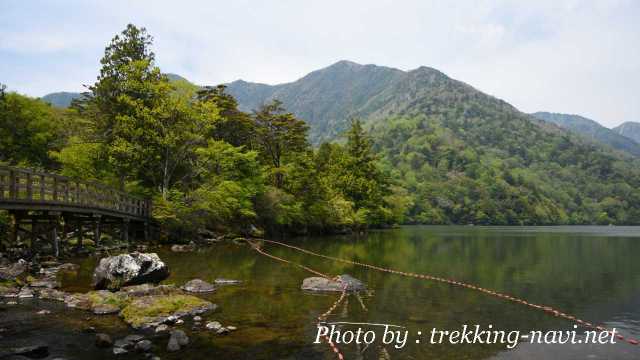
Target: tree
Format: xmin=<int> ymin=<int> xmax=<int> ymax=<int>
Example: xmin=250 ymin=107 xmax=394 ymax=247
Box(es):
xmin=0 ymin=92 xmax=62 ymax=167
xmin=253 ymin=100 xmax=309 ymax=188
xmin=197 ymin=85 xmax=255 ymax=148
xmin=82 ymin=24 xmax=171 ymax=190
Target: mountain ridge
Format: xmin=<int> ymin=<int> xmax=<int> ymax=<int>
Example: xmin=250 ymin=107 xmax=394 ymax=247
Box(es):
xmin=613 ymin=121 xmax=640 ymax=144
xmin=531 ymin=112 xmax=640 ymax=157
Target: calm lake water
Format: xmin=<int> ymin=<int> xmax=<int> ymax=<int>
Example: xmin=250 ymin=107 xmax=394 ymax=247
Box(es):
xmin=3 ymin=226 xmax=640 ymax=359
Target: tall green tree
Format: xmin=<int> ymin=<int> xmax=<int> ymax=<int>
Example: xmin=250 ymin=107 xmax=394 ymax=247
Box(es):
xmin=253 ymin=100 xmax=309 ymax=188
xmin=82 ymin=24 xmax=172 ymax=190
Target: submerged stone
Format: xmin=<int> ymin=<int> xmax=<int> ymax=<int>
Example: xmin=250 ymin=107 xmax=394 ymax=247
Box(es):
xmin=181 ymin=279 xmax=215 ymax=293
xmin=301 ymin=274 xmax=366 ymax=292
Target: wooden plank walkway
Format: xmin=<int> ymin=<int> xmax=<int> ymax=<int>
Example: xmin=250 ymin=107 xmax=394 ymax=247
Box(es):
xmin=0 ymin=165 xmax=153 ymax=257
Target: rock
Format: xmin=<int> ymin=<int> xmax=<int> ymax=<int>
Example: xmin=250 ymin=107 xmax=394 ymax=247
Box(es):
xmin=167 ymin=330 xmax=189 ymax=352
xmin=37 ymin=289 xmax=67 ymax=301
xmin=214 ymin=278 xmax=241 ymax=285
xmin=181 ymin=279 xmax=215 ymax=293
xmin=28 ymin=278 xmax=61 ymax=289
xmin=120 ymin=284 xmax=177 ymax=297
xmin=17 ymin=288 xmax=34 ymax=298
xmin=95 ymin=333 xmax=113 ymax=348
xmin=113 ymin=347 xmax=128 ymax=355
xmin=170 ymin=244 xmax=195 ymax=252
xmin=227 ymin=325 xmax=237 ymax=331
xmin=124 ymin=334 xmax=145 ymax=344
xmin=155 ymin=324 xmax=170 ymax=333
xmin=0 ymin=284 xmax=20 ymax=298
xmin=205 ymin=321 xmax=222 ymax=331
xmin=57 ymin=263 xmax=80 ymax=272
xmin=92 ymin=303 xmax=121 ymax=315
xmin=216 ymin=327 xmax=230 ymax=335
xmin=92 ymin=252 xmax=170 ymax=290
xmin=135 ymin=339 xmax=153 ymax=352
xmin=0 ymin=259 xmax=28 ymax=281
xmin=64 ymin=293 xmax=92 ymax=310
xmin=175 ymin=319 xmax=184 ymax=325
xmin=193 ymin=316 xmax=202 ymax=322
xmin=1 ymin=343 xmax=49 ymax=358
xmin=36 ymin=309 xmax=51 ymax=315
xmin=114 ymin=339 xmax=132 ymax=350
xmin=83 ymin=326 xmax=97 ymax=333
xmin=301 ymin=274 xmax=366 ymax=292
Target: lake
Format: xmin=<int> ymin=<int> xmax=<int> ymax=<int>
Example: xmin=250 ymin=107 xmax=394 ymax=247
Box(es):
xmin=3 ymin=226 xmax=640 ymax=359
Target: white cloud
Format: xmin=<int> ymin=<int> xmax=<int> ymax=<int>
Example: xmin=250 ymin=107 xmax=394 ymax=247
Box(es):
xmin=0 ymin=0 xmax=638 ymax=126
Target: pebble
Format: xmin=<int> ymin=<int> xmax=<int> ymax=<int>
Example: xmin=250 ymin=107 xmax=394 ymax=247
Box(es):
xmin=227 ymin=325 xmax=237 ymax=331
xmin=135 ymin=339 xmax=153 ymax=352
xmin=205 ymin=321 xmax=222 ymax=331
xmin=113 ymin=347 xmax=128 ymax=355
xmin=36 ymin=309 xmax=51 ymax=315
xmin=155 ymin=324 xmax=169 ymax=333
xmin=193 ymin=316 xmax=202 ymax=322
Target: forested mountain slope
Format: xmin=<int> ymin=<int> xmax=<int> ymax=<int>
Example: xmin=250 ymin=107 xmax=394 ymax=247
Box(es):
xmin=229 ymin=61 xmax=640 ymax=224
xmin=531 ymin=112 xmax=640 ymax=157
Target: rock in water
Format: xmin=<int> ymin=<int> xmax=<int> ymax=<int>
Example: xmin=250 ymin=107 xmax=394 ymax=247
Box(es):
xmin=167 ymin=330 xmax=189 ymax=352
xmin=92 ymin=253 xmax=169 ymax=290
xmin=301 ymin=274 xmax=366 ymax=292
xmin=95 ymin=333 xmax=113 ymax=348
xmin=0 ymin=259 xmax=28 ymax=281
xmin=181 ymin=279 xmax=215 ymax=293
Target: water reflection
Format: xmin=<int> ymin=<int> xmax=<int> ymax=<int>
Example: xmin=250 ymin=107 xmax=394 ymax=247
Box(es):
xmin=18 ymin=226 xmax=640 ymax=358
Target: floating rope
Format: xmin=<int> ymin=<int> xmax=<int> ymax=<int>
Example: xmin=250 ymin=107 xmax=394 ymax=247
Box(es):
xmin=256 ymin=239 xmax=640 ymax=347
xmin=249 ymin=240 xmax=347 ymax=359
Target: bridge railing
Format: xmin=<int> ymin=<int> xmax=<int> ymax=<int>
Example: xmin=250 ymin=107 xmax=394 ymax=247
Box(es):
xmin=0 ymin=165 xmax=151 ymax=219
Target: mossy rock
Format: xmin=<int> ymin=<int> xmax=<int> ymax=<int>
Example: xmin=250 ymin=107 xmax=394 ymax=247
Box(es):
xmin=120 ymin=294 xmax=215 ymax=328
xmin=87 ymin=290 xmax=129 ymax=309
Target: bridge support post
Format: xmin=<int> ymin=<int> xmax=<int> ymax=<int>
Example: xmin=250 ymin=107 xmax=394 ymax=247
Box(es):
xmin=122 ymin=219 xmax=129 ymax=244
xmin=76 ymin=219 xmax=83 ymax=251
xmin=52 ymin=218 xmax=59 ymax=258
xmin=9 ymin=212 xmax=18 ymax=247
xmin=94 ymin=215 xmax=102 ymax=247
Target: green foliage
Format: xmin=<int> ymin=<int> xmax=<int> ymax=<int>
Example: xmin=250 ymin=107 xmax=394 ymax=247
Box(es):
xmin=0 ymin=91 xmax=63 ymax=167
xmin=372 ymin=115 xmax=640 ymax=225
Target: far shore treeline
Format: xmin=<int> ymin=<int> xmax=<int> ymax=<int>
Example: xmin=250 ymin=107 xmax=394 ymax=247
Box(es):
xmin=2 ymin=24 xmax=640 ymax=243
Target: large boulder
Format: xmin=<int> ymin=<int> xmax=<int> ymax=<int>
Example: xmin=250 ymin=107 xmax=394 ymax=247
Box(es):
xmin=92 ymin=253 xmax=169 ymax=290
xmin=301 ymin=274 xmax=366 ymax=292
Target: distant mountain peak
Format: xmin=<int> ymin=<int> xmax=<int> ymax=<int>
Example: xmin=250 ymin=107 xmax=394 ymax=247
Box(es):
xmin=613 ymin=121 xmax=640 ymax=144
xmin=531 ymin=112 xmax=640 ymax=156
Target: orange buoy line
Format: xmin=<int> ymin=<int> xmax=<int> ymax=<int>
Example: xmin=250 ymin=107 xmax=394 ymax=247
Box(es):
xmin=256 ymin=239 xmax=640 ymax=347
xmin=248 ymin=240 xmax=347 ymax=359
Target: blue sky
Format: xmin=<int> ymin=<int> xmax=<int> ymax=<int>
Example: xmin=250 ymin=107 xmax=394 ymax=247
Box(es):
xmin=1 ymin=0 xmax=639 ymax=127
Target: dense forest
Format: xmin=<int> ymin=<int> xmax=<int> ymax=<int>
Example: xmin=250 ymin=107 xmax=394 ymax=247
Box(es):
xmin=2 ymin=24 xmax=640 ymax=246
xmin=0 ymin=25 xmax=397 ymax=242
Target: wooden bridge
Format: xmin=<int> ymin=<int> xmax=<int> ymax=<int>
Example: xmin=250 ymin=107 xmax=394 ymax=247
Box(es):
xmin=0 ymin=165 xmax=152 ymax=257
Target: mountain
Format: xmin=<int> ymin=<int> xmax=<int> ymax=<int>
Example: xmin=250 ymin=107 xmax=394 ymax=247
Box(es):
xmin=41 ymin=91 xmax=82 ymax=108
xmin=613 ymin=122 xmax=640 ymax=144
xmin=228 ymin=60 xmax=640 ymax=225
xmin=227 ymin=60 xmax=408 ymax=143
xmin=41 ymin=73 xmax=193 ymax=108
xmin=531 ymin=112 xmax=640 ymax=157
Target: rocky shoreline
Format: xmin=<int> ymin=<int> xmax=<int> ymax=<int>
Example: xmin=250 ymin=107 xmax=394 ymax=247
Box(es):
xmin=0 ymin=249 xmax=242 ymax=359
